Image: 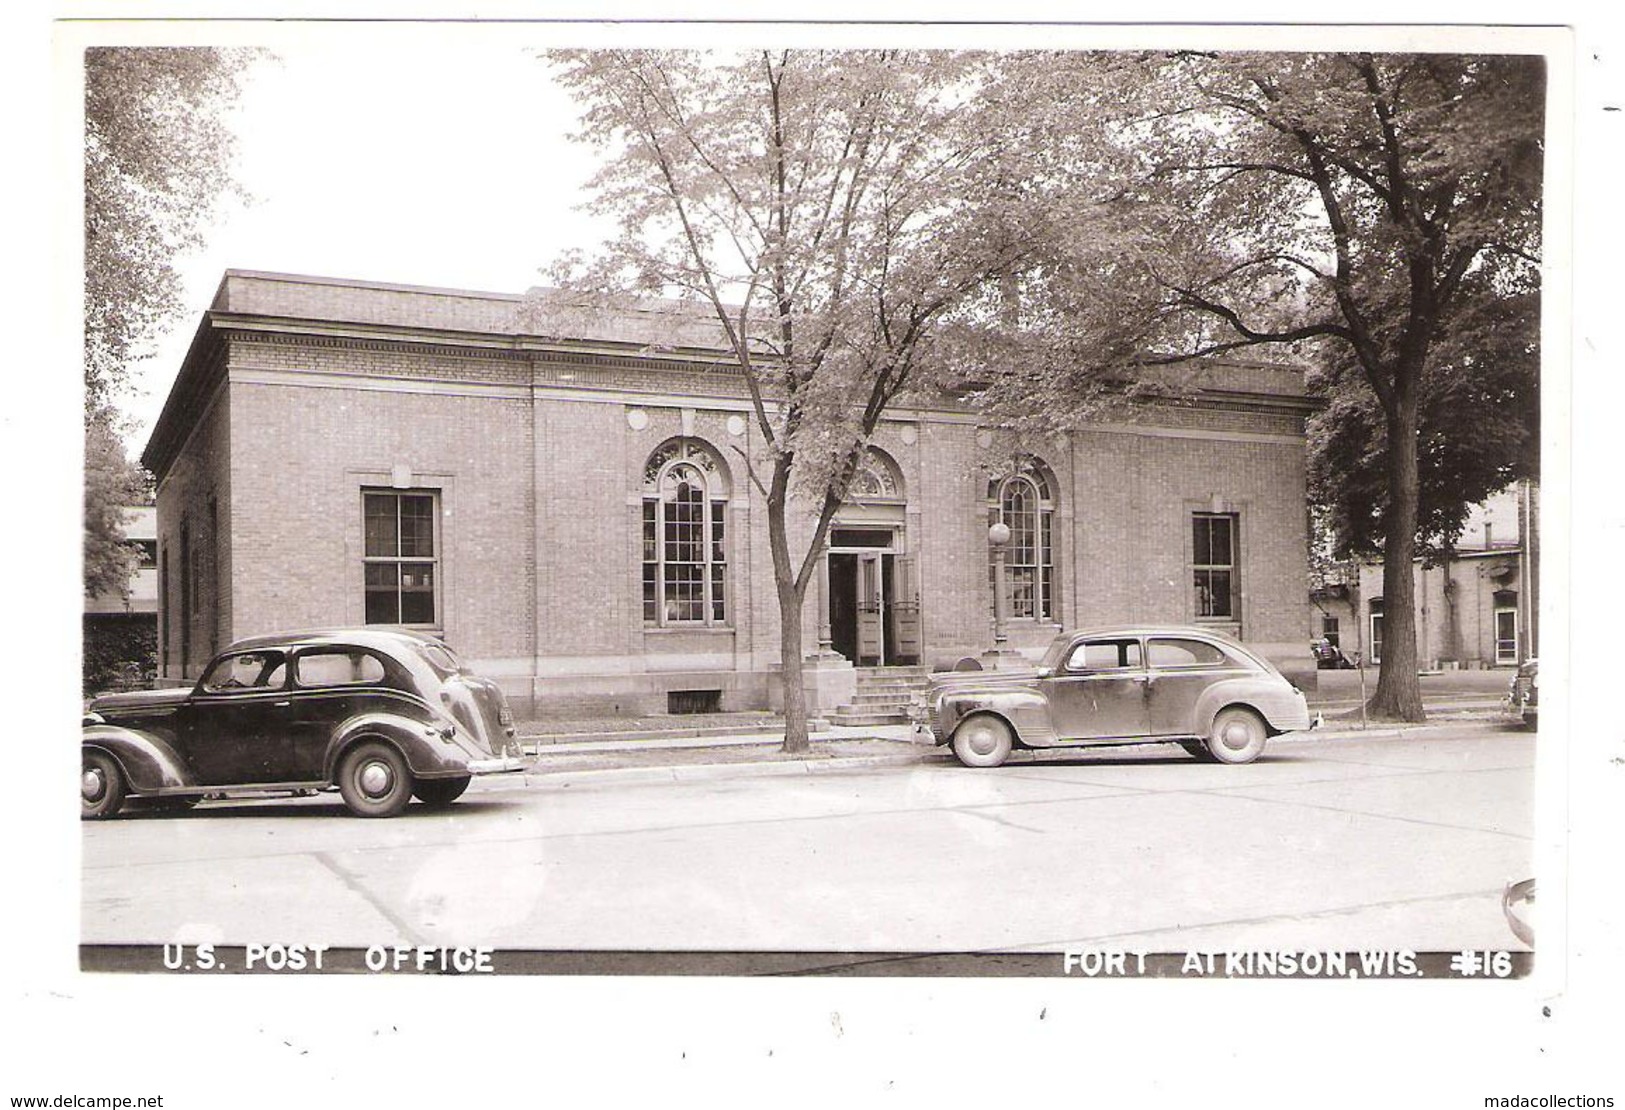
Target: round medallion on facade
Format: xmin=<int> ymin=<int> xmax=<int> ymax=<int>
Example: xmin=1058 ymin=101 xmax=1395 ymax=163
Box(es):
xmin=726 ymin=415 xmax=746 ymax=437
xmin=627 ymin=408 xmax=650 ymax=431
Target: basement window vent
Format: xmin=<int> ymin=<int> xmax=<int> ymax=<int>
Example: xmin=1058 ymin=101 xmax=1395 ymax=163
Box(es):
xmin=668 ymin=689 xmax=722 ymax=715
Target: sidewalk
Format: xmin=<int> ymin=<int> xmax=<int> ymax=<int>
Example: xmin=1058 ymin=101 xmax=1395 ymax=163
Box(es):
xmin=503 ymin=689 xmax=1518 ymax=788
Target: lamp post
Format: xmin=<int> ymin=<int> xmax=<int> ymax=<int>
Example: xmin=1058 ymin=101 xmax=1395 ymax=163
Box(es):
xmin=989 ymin=520 xmax=1011 ymax=654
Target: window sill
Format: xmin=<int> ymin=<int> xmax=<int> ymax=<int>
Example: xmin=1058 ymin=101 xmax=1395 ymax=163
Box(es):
xmin=643 ymin=625 xmax=735 ymax=635
xmin=364 ymin=624 xmax=444 ymax=638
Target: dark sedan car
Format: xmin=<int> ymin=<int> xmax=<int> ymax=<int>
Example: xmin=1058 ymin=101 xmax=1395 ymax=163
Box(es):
xmin=82 ymin=629 xmax=526 ymax=819
xmin=913 ymin=625 xmax=1313 ymax=767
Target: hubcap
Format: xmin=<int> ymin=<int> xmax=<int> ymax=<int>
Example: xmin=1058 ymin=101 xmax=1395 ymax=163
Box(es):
xmin=1220 ymin=721 xmax=1251 ymax=750
xmin=358 ymin=761 xmax=393 ymax=797
xmin=82 ymin=768 xmax=105 ymax=802
xmin=968 ymin=727 xmax=997 ymax=756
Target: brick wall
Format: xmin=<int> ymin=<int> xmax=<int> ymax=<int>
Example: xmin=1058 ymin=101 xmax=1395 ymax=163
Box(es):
xmin=154 ymin=375 xmax=232 ymax=680
xmin=224 ymin=349 xmax=535 ymax=672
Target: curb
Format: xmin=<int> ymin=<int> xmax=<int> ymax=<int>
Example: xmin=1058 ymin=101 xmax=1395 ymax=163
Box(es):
xmin=482 ymin=748 xmax=951 ymax=791
xmin=521 ymin=723 xmax=787 ymax=747
xmin=471 ymin=713 xmax=1518 ymax=791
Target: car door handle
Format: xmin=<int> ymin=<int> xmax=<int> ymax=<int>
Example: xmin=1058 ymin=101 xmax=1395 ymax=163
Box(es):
xmin=273 ymin=700 xmax=291 ymax=708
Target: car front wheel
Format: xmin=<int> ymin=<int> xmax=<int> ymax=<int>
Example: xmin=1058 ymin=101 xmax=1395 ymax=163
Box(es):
xmin=951 ymin=714 xmax=1014 ymax=768
xmin=82 ymin=751 xmax=126 ymax=819
xmin=413 ymin=776 xmax=471 ymax=807
xmin=1206 ymin=707 xmax=1268 ymax=764
xmin=338 ymin=741 xmax=413 ymax=818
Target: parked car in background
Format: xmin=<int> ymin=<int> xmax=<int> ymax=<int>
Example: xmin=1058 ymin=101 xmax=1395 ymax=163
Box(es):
xmin=913 ymin=625 xmax=1313 ymax=767
xmin=1505 ymin=658 xmax=1538 ymax=728
xmin=82 ymin=628 xmax=526 ymax=819
xmin=1502 ymin=878 xmax=1535 ymax=947
xmin=1310 ymin=637 xmax=1355 ymax=669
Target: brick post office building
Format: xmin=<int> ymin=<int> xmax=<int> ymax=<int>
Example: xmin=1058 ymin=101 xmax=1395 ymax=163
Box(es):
xmin=143 ymin=271 xmax=1319 ymax=718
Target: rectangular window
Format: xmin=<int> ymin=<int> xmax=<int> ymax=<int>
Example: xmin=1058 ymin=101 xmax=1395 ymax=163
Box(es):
xmin=710 ymin=500 xmax=727 ymax=622
xmin=1322 ymin=616 xmax=1340 ymax=647
xmin=364 ymin=491 xmax=439 ymax=627
xmin=1193 ymin=512 xmax=1237 ymax=619
xmin=642 ymin=501 xmax=659 ymax=623
xmin=1369 ymin=599 xmax=1385 ymax=664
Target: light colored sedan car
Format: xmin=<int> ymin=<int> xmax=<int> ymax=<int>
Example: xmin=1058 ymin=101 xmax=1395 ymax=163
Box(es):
xmin=914 ymin=625 xmax=1313 ymax=767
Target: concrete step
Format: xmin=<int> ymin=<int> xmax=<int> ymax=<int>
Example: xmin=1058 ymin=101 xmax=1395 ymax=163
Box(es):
xmin=853 ymin=675 xmax=929 ymax=690
xmin=849 ymin=693 xmax=922 ymax=707
xmin=829 ymin=709 xmax=912 ymax=726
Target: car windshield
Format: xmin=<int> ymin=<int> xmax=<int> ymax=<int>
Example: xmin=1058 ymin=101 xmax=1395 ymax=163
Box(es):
xmin=1038 ymin=632 xmax=1073 ymax=673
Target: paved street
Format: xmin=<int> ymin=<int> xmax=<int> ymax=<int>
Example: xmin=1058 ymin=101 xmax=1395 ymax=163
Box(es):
xmin=82 ymin=721 xmax=1534 ymax=956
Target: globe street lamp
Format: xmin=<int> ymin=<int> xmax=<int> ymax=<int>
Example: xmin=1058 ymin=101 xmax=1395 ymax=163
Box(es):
xmin=989 ymin=520 xmax=1011 ymax=651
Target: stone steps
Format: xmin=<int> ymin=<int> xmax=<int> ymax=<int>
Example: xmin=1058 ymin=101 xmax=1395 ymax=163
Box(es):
xmin=829 ymin=666 xmax=930 ymax=726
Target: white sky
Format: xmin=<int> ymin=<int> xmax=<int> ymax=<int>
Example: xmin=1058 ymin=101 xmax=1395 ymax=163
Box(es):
xmin=120 ymin=38 xmax=614 ymax=446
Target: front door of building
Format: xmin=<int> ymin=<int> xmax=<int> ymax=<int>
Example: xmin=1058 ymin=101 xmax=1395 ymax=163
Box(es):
xmin=856 ymin=551 xmax=884 ymax=665
xmin=828 ymin=529 xmax=916 ymax=666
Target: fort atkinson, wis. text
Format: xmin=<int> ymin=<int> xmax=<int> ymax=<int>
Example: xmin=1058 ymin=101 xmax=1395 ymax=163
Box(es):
xmin=1062 ymin=949 xmax=1527 ymax=979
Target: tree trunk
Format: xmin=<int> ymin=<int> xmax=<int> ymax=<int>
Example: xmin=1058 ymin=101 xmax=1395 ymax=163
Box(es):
xmin=766 ymin=491 xmax=813 ymax=754
xmin=1367 ymin=374 xmax=1427 ymax=721
xmin=779 ymin=576 xmax=810 ymax=754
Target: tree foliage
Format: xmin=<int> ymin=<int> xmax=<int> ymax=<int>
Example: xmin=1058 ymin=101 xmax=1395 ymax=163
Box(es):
xmin=84 ymin=46 xmax=256 ymax=410
xmin=1083 ymin=51 xmax=1545 ymax=719
xmin=83 ymin=47 xmax=256 ymax=603
xmin=1308 ymin=283 xmax=1540 ymax=563
xmin=84 ymin=406 xmax=152 ymax=600
xmin=545 ymin=49 xmax=1121 ymax=750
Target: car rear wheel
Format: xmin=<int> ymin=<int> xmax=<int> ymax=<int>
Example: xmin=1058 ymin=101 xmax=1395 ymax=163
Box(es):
xmin=413 ymin=776 xmax=471 ymax=807
xmin=1206 ymin=707 xmax=1268 ymax=764
xmin=81 ymin=751 xmax=126 ymax=819
xmin=338 ymin=741 xmax=413 ymax=818
xmin=951 ymin=714 xmax=1014 ymax=768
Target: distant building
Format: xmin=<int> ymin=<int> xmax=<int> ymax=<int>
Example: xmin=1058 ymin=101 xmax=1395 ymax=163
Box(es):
xmin=1311 ymin=482 xmax=1539 ymax=669
xmin=83 ymin=505 xmax=159 ymax=693
xmin=143 ymin=270 xmax=1321 ymax=716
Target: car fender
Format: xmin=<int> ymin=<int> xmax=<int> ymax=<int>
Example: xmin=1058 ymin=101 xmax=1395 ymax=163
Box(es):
xmin=1193 ymin=679 xmax=1309 ymax=736
xmin=82 ymin=724 xmax=193 ymax=794
xmin=323 ymin=711 xmax=474 ymax=781
xmin=938 ymin=688 xmax=1055 ymax=746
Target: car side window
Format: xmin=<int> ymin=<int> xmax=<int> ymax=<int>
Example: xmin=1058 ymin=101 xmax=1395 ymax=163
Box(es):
xmin=1146 ymin=638 xmax=1228 ymax=668
xmin=200 ymin=651 xmax=288 ymax=692
xmin=295 ymin=649 xmax=386 ymax=688
xmin=1065 ymin=639 xmax=1142 ymax=672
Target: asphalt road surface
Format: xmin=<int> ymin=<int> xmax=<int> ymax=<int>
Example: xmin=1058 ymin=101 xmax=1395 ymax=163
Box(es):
xmin=82 ymin=722 xmax=1534 ymax=957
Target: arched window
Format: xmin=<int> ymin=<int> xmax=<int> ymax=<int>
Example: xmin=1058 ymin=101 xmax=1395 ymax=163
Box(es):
xmin=642 ymin=439 xmax=729 ymax=626
xmin=988 ymin=459 xmax=1055 ymax=621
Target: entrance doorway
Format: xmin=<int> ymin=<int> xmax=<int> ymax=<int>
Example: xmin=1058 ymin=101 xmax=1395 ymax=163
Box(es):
xmin=827 ymin=533 xmax=920 ymax=666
